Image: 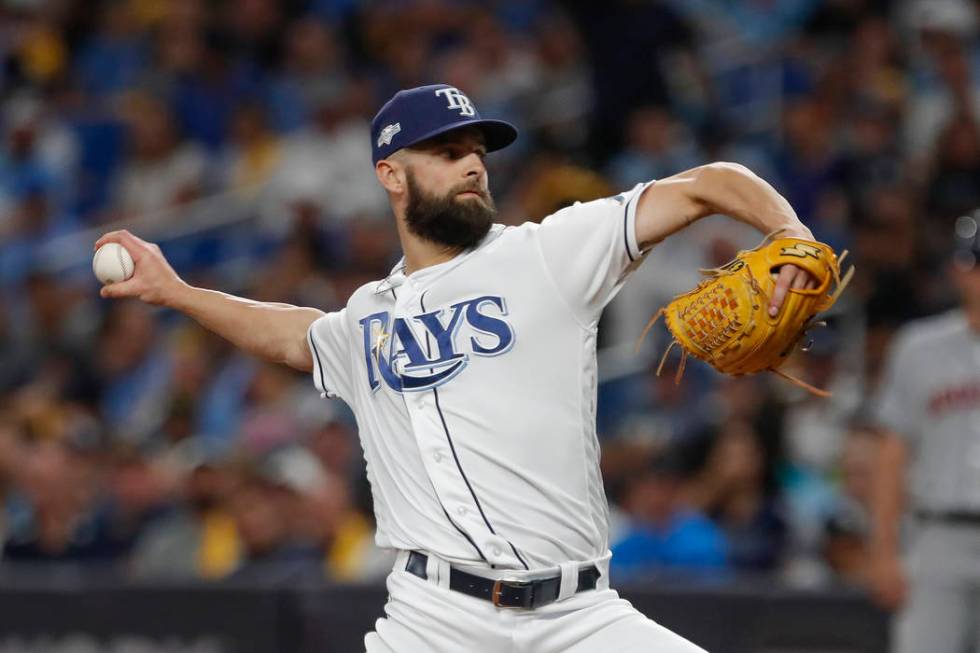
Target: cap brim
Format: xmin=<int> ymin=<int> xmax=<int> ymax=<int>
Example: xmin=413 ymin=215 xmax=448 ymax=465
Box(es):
xmin=403 ymin=118 xmax=518 ymax=154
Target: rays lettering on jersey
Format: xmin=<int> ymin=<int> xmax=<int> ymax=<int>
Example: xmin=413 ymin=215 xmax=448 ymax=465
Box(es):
xmin=359 ymin=295 xmax=514 ymax=393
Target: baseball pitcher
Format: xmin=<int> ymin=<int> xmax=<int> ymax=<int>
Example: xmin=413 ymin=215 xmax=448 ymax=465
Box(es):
xmin=97 ymin=84 xmax=823 ymax=652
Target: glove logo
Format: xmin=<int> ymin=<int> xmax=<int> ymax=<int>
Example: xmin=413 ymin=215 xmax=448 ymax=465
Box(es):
xmin=779 ymin=243 xmax=823 ymax=259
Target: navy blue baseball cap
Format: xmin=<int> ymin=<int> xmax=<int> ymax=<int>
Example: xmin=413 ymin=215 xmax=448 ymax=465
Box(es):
xmin=371 ymin=84 xmax=518 ymax=164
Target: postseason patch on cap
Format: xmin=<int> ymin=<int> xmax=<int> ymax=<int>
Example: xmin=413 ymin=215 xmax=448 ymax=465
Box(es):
xmin=370 ymin=84 xmax=518 ymax=164
xmin=377 ymin=122 xmax=401 ymax=147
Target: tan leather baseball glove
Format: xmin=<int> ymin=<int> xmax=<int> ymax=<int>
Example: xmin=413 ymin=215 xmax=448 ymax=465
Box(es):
xmin=637 ymin=235 xmax=853 ymax=396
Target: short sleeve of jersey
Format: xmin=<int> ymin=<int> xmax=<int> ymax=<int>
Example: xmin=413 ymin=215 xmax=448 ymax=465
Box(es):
xmin=307 ymin=309 xmax=354 ymax=401
xmin=872 ymin=328 xmax=921 ymax=443
xmin=534 ymin=181 xmax=653 ymax=324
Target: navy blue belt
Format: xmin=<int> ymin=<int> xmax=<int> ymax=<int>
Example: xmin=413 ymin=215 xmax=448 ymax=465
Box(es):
xmin=405 ymin=551 xmax=600 ymax=609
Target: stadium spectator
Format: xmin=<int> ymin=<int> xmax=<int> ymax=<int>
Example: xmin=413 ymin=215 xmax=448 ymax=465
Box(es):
xmin=610 ymin=452 xmax=728 ymax=579
xmin=605 ymin=106 xmax=705 ymax=189
xmin=95 ymin=301 xmax=174 ymax=445
xmin=1 ymin=94 xmax=78 ymax=211
xmin=225 ymin=453 xmax=323 ymax=582
xmin=822 ymin=425 xmax=878 ymax=584
xmin=519 ymin=11 xmax=593 ymax=156
xmin=73 ymin=1 xmax=146 ymax=99
xmin=218 ymin=102 xmax=283 ymax=197
xmin=267 ymin=17 xmax=349 ymax=133
xmin=690 ymin=421 xmax=788 ymax=571
xmin=101 ymin=446 xmax=176 ymax=559
xmin=112 ymin=92 xmax=207 ymax=217
xmin=925 ymin=111 xmax=980 ymax=222
xmin=129 ymin=440 xmax=241 ymax=579
xmin=302 ymin=462 xmax=393 ymax=581
xmin=3 ymin=439 xmax=115 ymax=563
xmin=266 ymin=83 xmax=387 ymax=226
xmin=614 ymin=356 xmax=712 ymax=448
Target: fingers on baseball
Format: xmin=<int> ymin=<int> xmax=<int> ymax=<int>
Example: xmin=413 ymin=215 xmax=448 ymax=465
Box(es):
xmin=94 ymin=229 xmax=130 ymax=251
xmin=100 ymin=278 xmax=140 ymax=299
xmin=94 ymin=229 xmax=153 ymax=260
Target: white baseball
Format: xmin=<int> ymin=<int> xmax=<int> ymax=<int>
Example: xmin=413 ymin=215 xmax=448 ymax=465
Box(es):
xmin=93 ymin=242 xmax=135 ymax=284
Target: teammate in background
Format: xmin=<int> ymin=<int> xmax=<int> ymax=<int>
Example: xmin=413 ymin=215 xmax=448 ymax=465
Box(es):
xmin=869 ymin=213 xmax=980 ymax=653
xmin=96 ymin=84 xmax=817 ymax=652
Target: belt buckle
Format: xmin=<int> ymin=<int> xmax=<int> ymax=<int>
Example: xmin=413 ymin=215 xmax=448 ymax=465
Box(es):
xmin=491 ymin=578 xmax=532 ymax=608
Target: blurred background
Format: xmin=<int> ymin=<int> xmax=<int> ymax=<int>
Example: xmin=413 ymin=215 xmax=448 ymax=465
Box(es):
xmin=1 ymin=0 xmax=979 ymax=650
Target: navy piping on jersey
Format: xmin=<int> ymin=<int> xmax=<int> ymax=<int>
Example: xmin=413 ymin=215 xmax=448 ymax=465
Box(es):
xmin=508 ymin=541 xmax=529 ymax=570
xmin=623 ymin=190 xmax=636 ymax=262
xmin=442 ymin=506 xmax=490 ymax=564
xmin=421 ymin=291 xmax=530 ymax=571
xmin=308 ymin=328 xmax=328 ymax=394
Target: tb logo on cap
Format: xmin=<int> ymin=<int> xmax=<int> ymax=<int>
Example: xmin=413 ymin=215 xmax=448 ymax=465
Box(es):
xmin=435 ymin=87 xmax=476 ymax=117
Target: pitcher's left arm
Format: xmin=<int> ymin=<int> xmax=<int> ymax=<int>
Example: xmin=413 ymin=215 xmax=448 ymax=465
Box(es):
xmin=634 ymin=162 xmax=816 ymax=315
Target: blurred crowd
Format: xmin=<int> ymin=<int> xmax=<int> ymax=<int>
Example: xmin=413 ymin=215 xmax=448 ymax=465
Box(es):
xmin=1 ymin=0 xmax=979 ymax=588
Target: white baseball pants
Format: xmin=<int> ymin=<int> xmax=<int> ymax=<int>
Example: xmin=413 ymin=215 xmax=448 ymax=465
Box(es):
xmin=364 ymin=552 xmax=707 ymax=653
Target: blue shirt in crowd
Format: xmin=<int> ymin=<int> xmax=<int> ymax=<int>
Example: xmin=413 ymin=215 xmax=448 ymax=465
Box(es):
xmin=611 ymin=510 xmax=728 ymax=580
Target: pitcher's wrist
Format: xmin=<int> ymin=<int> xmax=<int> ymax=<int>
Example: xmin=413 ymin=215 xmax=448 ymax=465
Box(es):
xmin=162 ymin=279 xmax=194 ymax=310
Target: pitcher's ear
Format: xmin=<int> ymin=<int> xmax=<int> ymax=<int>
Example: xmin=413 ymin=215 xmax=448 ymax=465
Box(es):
xmin=376 ymin=158 xmax=406 ymax=194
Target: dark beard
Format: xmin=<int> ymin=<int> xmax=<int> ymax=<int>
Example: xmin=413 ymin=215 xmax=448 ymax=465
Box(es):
xmin=404 ymin=169 xmax=496 ymax=250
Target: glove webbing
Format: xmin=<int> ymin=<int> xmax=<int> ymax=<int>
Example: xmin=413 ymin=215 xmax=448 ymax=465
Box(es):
xmin=638 ymin=309 xmax=834 ymax=398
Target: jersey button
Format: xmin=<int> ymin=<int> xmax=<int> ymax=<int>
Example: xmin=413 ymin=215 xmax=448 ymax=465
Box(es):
xmin=433 ymin=451 xmax=443 ymax=463
xmin=456 ymin=506 xmax=467 ymax=516
xmin=492 ymin=547 xmax=503 ymax=557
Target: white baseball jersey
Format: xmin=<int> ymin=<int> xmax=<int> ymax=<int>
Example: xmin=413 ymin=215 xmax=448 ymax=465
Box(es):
xmin=874 ymin=310 xmax=980 ymax=512
xmin=308 ymin=182 xmax=652 ymax=570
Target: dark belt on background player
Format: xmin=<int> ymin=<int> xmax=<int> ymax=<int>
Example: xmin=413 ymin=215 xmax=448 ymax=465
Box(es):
xmin=915 ymin=510 xmax=980 ymax=526
xmin=404 ymin=551 xmax=601 ymax=609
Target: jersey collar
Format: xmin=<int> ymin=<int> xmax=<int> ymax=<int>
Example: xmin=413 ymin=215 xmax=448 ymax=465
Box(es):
xmin=375 ymin=260 xmax=407 ymax=295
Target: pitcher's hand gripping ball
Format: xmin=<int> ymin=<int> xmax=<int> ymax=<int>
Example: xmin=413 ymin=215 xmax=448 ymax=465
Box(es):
xmin=637 ymin=236 xmax=854 ymax=396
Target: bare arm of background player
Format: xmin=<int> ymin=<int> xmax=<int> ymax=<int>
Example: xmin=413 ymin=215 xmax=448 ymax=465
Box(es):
xmin=94 ymin=230 xmax=322 ymax=372
xmin=634 ymin=162 xmax=817 ymax=316
xmin=866 ymin=429 xmax=908 ymax=610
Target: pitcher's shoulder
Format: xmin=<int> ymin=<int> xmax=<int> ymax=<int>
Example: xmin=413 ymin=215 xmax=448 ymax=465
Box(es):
xmin=345 ymin=278 xmax=398 ymax=310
